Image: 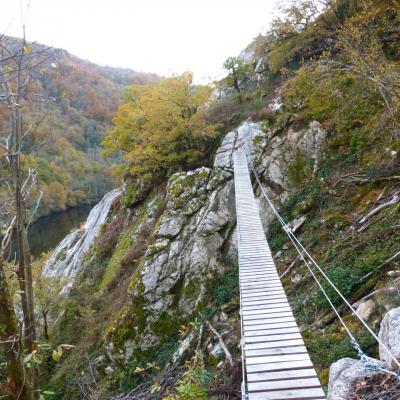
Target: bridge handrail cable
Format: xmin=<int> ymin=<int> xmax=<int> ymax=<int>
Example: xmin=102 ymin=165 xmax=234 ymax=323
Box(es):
xmin=243 ymin=147 xmax=400 ymax=378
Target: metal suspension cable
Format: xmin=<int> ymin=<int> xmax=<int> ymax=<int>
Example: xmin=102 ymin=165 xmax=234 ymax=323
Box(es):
xmin=244 ymin=148 xmax=400 ymax=375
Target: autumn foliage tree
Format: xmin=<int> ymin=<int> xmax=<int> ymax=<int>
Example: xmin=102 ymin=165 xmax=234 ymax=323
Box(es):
xmin=102 ymin=72 xmax=219 ymax=179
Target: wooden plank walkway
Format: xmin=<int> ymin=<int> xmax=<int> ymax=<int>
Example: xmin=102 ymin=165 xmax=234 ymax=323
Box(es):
xmin=234 ymin=150 xmax=325 ymax=400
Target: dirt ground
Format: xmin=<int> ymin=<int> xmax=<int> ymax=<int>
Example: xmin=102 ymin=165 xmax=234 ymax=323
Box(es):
xmin=351 ymin=373 xmax=400 ymax=400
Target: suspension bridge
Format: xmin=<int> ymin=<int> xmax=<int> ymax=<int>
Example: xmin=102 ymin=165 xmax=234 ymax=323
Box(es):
xmin=234 ymin=148 xmax=400 ymax=399
xmin=234 ymin=150 xmax=325 ymax=399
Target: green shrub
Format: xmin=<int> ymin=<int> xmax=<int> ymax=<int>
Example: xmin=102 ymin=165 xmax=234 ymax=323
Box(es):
xmin=287 ymin=153 xmax=312 ymax=185
xmin=211 ymin=268 xmax=239 ymax=306
xmin=175 ymin=358 xmax=212 ymax=400
xmin=349 ymin=128 xmax=368 ymax=154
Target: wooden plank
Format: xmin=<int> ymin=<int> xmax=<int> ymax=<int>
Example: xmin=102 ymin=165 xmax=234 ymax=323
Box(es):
xmin=245 ymin=338 xmax=305 ymax=351
xmin=241 ymin=278 xmax=281 ymax=283
xmin=241 ymin=280 xmax=281 ymax=286
xmin=244 ymin=333 xmax=303 ymax=343
xmin=240 ymin=269 xmax=277 ymax=274
xmin=243 ymin=303 xmax=291 ymax=311
xmin=244 ymin=323 xmax=299 ymax=332
xmin=246 ymin=345 xmax=308 ymax=357
xmin=241 ymin=285 xmax=284 ymax=292
xmin=248 ymin=387 xmax=325 ymax=400
xmin=243 ymin=311 xmax=294 ymax=320
xmin=244 ymin=323 xmax=298 ymax=332
xmin=242 ymin=295 xmax=288 ymax=302
xmin=242 ymin=287 xmax=285 ymax=294
xmin=240 ymin=270 xmax=278 ymax=275
xmin=240 ymin=278 xmax=282 ymax=284
xmin=242 ymin=296 xmax=288 ymax=305
xmin=243 ymin=306 xmax=292 ymax=315
xmin=247 ymin=367 xmax=318 ymax=382
xmin=246 ymin=359 xmax=314 ymax=373
xmin=244 ymin=325 xmax=299 ymax=336
xmin=243 ymin=305 xmax=291 ymax=313
xmin=248 ymin=377 xmax=322 ymax=391
xmin=243 ymin=309 xmax=295 ymax=317
xmin=239 ymin=262 xmax=275 ymax=267
xmin=240 ymin=275 xmax=281 ymax=281
xmin=240 ymin=281 xmax=284 ymax=293
xmin=242 ymin=291 xmax=286 ymax=299
xmin=244 ymin=320 xmax=297 ymax=329
xmin=240 ymin=274 xmax=279 ymax=279
xmin=242 ymin=294 xmax=288 ymax=302
xmin=242 ymin=290 xmax=286 ymax=298
xmin=240 ymin=274 xmax=280 ymax=281
xmin=244 ymin=313 xmax=295 ymax=322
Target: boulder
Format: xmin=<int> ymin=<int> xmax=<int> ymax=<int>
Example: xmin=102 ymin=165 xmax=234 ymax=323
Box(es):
xmin=157 ymin=214 xmax=185 ymax=238
xmin=173 ymin=334 xmax=194 ymax=362
xmin=355 ymin=300 xmax=376 ymax=322
xmin=288 ymin=215 xmax=306 ymax=233
xmin=378 ymin=306 xmax=400 ymax=370
xmin=199 ymin=211 xmax=229 ymax=236
xmin=297 ymin=121 xmax=327 ymax=159
xmin=169 ymin=240 xmax=183 ymax=259
xmin=213 ymin=121 xmax=263 ymax=170
xmin=327 ymin=358 xmax=381 ymax=400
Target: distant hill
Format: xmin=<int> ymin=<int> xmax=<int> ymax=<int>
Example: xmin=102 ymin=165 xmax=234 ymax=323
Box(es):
xmin=0 ymin=38 xmax=159 ymax=224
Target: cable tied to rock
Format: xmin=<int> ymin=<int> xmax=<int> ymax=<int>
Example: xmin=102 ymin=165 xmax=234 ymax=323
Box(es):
xmin=243 ymin=147 xmax=400 ymax=378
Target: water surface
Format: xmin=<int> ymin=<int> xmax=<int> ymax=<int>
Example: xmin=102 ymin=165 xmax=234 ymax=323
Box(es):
xmin=27 ymin=205 xmax=93 ymax=258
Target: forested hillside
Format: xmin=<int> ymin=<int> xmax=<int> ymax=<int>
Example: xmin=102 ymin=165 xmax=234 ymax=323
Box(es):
xmin=1 ymin=1 xmax=400 ymax=400
xmin=0 ymin=38 xmax=158 ymax=227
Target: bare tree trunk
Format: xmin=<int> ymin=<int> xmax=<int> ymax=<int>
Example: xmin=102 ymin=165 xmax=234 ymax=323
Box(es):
xmin=232 ymin=68 xmax=242 ymax=104
xmin=8 ymin=37 xmax=39 ymax=400
xmin=0 ymin=258 xmax=32 ymax=400
xmin=42 ymin=310 xmax=49 ymax=341
xmin=0 ymin=21 xmax=50 ymax=400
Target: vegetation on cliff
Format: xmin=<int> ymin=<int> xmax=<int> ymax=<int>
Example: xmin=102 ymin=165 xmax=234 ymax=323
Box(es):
xmin=102 ymin=72 xmax=221 ymax=207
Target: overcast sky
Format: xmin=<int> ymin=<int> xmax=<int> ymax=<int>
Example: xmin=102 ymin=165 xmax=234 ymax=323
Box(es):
xmin=1 ymin=0 xmax=277 ymax=82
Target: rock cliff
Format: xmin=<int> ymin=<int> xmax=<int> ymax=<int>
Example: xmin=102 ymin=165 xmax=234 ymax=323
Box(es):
xmin=47 ymin=117 xmax=329 ymax=398
xmin=43 ymin=188 xmax=122 ymax=279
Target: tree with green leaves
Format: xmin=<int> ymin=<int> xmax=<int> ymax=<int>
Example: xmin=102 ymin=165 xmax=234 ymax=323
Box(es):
xmin=0 ymin=259 xmax=31 ymax=400
xmin=102 ymin=72 xmax=219 ymax=180
xmin=222 ymin=57 xmax=251 ymax=103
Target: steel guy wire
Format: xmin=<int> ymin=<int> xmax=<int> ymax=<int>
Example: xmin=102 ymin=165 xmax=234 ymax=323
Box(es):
xmin=242 ymin=148 xmax=400 ymax=375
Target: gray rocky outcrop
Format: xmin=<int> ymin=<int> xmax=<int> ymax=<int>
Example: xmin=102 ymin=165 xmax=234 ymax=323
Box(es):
xmin=257 ymin=121 xmax=326 ymax=200
xmin=379 ymin=306 xmax=400 ymax=370
xmin=255 ymin=120 xmax=326 ymax=230
xmin=214 ymin=120 xmax=262 ymax=170
xmin=327 ymin=358 xmax=382 ymax=400
xmin=355 ymin=300 xmax=376 ymax=322
xmin=43 ymin=188 xmax=122 ymax=279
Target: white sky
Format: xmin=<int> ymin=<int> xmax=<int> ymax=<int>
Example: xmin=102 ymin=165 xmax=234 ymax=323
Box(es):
xmin=1 ymin=0 xmax=277 ymax=82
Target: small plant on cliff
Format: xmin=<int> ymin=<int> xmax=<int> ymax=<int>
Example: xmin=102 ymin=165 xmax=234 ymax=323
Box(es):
xmin=162 ymin=356 xmax=211 ymax=400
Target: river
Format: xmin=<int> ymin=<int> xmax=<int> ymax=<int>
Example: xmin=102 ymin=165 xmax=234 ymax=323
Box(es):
xmin=27 ymin=205 xmax=93 ymax=258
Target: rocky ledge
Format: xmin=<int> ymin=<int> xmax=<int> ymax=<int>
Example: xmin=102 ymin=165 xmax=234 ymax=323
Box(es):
xmin=328 ymin=306 xmax=400 ymax=399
